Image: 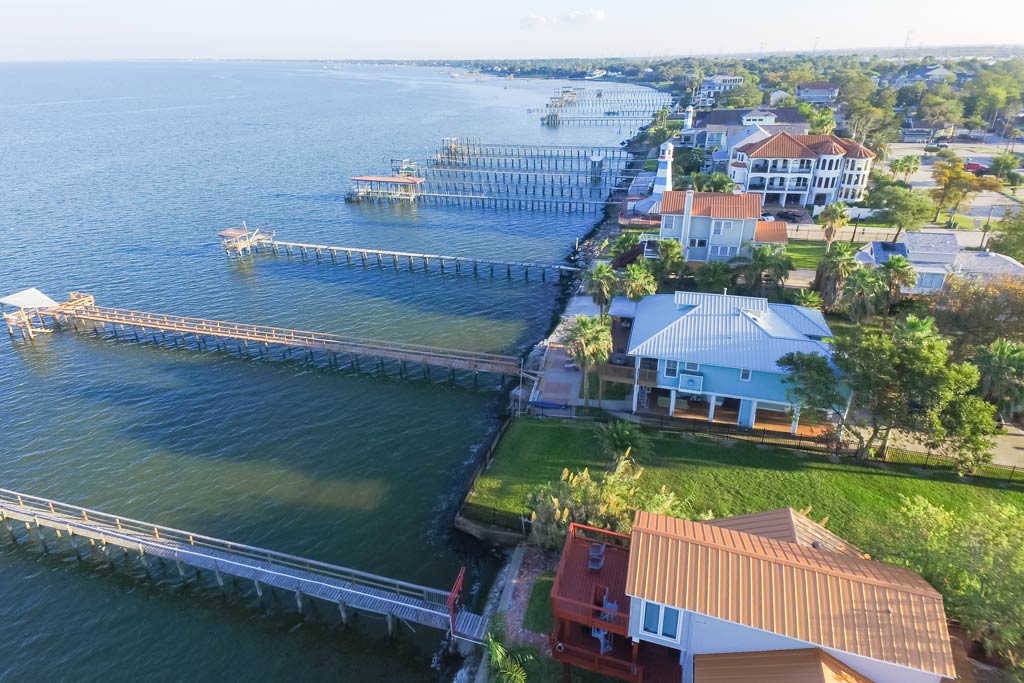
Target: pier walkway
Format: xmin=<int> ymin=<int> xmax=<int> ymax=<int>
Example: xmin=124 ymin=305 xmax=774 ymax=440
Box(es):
xmin=218 ymin=229 xmax=580 ymax=282
xmin=0 ymin=489 xmax=487 ymax=643
xmin=4 ymin=291 xmax=527 ymax=380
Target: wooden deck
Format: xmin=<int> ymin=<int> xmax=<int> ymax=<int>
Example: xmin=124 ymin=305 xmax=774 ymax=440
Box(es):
xmin=0 ymin=488 xmax=487 ymax=643
xmin=9 ymin=292 xmax=526 ymax=379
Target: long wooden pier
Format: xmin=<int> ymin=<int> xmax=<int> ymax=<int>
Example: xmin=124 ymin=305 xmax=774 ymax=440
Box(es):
xmin=219 ymin=230 xmax=579 ymax=282
xmin=0 ymin=488 xmax=487 ymax=643
xmin=5 ymin=292 xmax=527 ymax=381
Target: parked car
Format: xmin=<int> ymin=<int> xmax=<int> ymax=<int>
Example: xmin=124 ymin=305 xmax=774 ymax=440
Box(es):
xmin=778 ymin=210 xmax=803 ymax=221
xmin=760 ymin=212 xmax=775 ymax=221
xmin=935 ymin=142 xmax=950 ymax=148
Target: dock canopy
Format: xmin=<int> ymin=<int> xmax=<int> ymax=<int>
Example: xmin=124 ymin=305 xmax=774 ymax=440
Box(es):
xmin=350 ymin=175 xmax=425 ymax=185
xmin=218 ymin=228 xmax=252 ymax=239
xmin=0 ymin=288 xmax=58 ymax=310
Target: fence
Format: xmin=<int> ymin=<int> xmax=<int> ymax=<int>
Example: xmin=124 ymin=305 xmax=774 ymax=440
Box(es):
xmin=882 ymin=447 xmax=1020 ymax=484
xmin=459 ymin=502 xmax=530 ymax=534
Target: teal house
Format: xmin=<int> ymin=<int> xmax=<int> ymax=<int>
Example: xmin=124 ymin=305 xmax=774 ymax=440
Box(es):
xmin=608 ymin=291 xmax=835 ymax=433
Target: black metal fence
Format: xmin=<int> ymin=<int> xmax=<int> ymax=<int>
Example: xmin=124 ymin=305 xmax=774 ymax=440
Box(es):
xmin=459 ymin=502 xmax=530 ymax=534
xmin=883 ymin=447 xmax=1020 ymax=484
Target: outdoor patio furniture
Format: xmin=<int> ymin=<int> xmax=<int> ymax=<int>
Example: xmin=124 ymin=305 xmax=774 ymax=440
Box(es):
xmin=588 ymin=542 xmax=606 ymax=571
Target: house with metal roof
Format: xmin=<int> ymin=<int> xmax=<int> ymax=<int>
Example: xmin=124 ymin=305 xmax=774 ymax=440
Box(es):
xmin=549 ymin=509 xmax=955 ymax=683
xmin=857 ymin=232 xmax=1024 ymax=294
xmin=607 ymin=291 xmax=834 ymax=434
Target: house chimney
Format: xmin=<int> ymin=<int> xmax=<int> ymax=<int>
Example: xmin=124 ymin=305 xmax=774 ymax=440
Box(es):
xmin=684 ymin=189 xmax=695 ymax=217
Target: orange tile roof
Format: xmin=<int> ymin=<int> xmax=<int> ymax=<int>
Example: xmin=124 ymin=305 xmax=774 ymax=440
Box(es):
xmin=753 ymin=221 xmax=789 ymax=244
xmin=659 ymin=191 xmax=762 ymax=218
xmin=738 ymin=132 xmax=876 ymax=160
xmin=694 ymin=648 xmax=876 ymax=683
xmin=625 ymin=511 xmax=954 ymax=678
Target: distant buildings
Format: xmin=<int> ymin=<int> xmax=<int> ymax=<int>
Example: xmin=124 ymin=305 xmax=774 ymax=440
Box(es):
xmin=857 ymin=232 xmax=1024 ymax=294
xmin=795 ymin=81 xmax=839 ymax=106
xmin=608 ymin=291 xmax=832 ymax=429
xmin=550 ymin=508 xmax=955 ymax=683
xmin=693 ymin=74 xmax=744 ymax=108
xmin=768 ymin=89 xmax=791 ymax=106
xmin=728 ymin=131 xmax=876 ymax=206
xmin=885 ymin=64 xmax=957 ymax=89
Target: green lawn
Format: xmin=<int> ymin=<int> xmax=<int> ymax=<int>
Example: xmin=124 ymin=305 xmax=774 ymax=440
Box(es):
xmin=578 ymin=372 xmax=630 ymax=401
xmin=523 ymin=573 xmax=555 ymax=634
xmin=468 ymin=420 xmax=1024 ymax=553
xmin=786 ymin=240 xmax=866 ymax=270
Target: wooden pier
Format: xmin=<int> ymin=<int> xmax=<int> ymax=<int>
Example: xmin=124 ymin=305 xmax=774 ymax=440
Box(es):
xmin=4 ymin=292 xmax=528 ymax=381
xmin=219 ymin=231 xmax=580 ymax=283
xmin=0 ymin=488 xmax=487 ymax=643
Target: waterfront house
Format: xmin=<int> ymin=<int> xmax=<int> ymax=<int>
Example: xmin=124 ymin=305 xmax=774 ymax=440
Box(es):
xmin=550 ymin=509 xmax=955 ymax=683
xmin=674 ymin=107 xmax=810 ymax=173
xmin=692 ymin=74 xmax=745 ymax=108
xmin=795 ymin=81 xmax=839 ymax=106
xmin=857 ymin=232 xmax=1024 ymax=294
xmin=728 ymin=132 xmax=875 ymax=206
xmin=607 ymin=291 xmax=833 ymax=434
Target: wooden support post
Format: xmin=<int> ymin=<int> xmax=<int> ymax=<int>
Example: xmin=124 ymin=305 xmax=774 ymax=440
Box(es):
xmin=295 ymin=589 xmax=303 ymax=613
xmin=214 ymin=567 xmax=224 ymax=588
xmin=337 ymin=602 xmax=349 ymax=626
xmin=386 ymin=612 xmax=396 ymax=638
xmin=175 ymin=551 xmax=186 ymax=579
xmin=254 ymin=579 xmax=263 ymax=598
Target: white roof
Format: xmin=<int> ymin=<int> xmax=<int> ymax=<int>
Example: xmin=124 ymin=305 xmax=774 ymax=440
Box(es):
xmin=619 ymin=292 xmax=832 ymax=373
xmin=0 ymin=288 xmax=58 ymax=309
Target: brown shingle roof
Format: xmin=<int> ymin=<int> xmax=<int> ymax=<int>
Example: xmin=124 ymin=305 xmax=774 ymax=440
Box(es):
xmin=752 ymin=221 xmax=789 ymax=245
xmin=694 ymin=648 xmax=876 ymax=683
xmin=705 ymin=508 xmax=861 ymax=558
xmin=659 ymin=191 xmax=762 ymax=218
xmin=625 ymin=511 xmax=954 ymax=678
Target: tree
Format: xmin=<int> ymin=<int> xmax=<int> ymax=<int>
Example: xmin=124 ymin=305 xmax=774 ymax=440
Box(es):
xmin=776 ymin=351 xmax=848 ymax=435
xmin=818 ymin=202 xmax=849 ymax=253
xmin=812 ymin=242 xmax=859 ymax=313
xmin=622 ymin=262 xmax=658 ymax=301
xmin=990 ymin=151 xmax=1022 ymax=180
xmin=732 ymin=244 xmax=792 ymax=296
xmin=874 ymin=496 xmax=1024 ymax=675
xmin=674 ymin=147 xmax=705 ymax=176
xmin=1007 ymin=171 xmax=1023 ymax=196
xmin=694 ymin=261 xmax=736 ymax=293
xmin=918 ymin=92 xmax=963 ymax=137
xmin=887 ymin=156 xmax=905 ymax=179
xmin=690 ymin=171 xmax=735 ymax=193
xmin=793 ymin=289 xmax=823 ymax=310
xmin=989 ymin=210 xmax=1024 ymax=262
xmin=652 ymin=239 xmax=683 ymax=285
xmin=586 ymin=263 xmax=619 ymax=320
xmin=932 ymin=274 xmax=1024 ymax=357
xmin=609 ymin=232 xmax=639 ymax=258
xmin=930 ymin=159 xmax=1003 ymax=220
xmin=596 ymin=420 xmax=652 ymax=464
xmin=564 ymin=316 xmax=612 ymax=407
xmin=843 ymin=269 xmax=884 ymax=323
xmin=974 ymin=338 xmax=1024 ymax=415
xmin=898 ymin=155 xmax=921 ymax=182
xmin=878 ymin=254 xmax=918 ymax=314
xmin=485 ymin=630 xmax=533 ymax=683
xmin=865 ymin=185 xmax=935 ymax=241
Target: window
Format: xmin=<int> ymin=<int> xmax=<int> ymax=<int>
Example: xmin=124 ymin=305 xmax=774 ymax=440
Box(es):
xmin=684 ymin=361 xmax=699 ymax=372
xmin=740 ymin=368 xmax=752 ymax=381
xmin=642 ymin=601 xmax=681 ymax=640
xmin=642 ymin=602 xmax=661 ymax=635
xmin=712 ymin=220 xmax=732 ymax=235
xmin=665 ymin=360 xmax=678 ymax=378
xmin=688 ymin=238 xmax=707 ymax=248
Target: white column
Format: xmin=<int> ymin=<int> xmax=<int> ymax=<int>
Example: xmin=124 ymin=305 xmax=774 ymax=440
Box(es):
xmin=631 ymin=357 xmax=640 ymax=413
xmin=707 ymin=395 xmax=716 ymax=422
xmin=790 ymin=406 xmax=801 ymax=435
xmin=746 ymin=400 xmax=759 ymax=428
xmin=668 ymin=389 xmax=677 ymax=417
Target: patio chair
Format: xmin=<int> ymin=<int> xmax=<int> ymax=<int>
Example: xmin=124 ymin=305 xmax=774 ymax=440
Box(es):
xmin=588 ymin=542 xmax=606 ymax=571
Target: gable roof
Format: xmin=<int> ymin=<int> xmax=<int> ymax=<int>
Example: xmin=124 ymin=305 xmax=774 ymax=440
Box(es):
xmin=903 ymin=232 xmax=959 ymax=255
xmin=954 ymin=250 xmax=1024 ymax=278
xmin=798 ymin=81 xmax=839 ymax=91
xmin=626 ymin=511 xmax=954 ymax=678
xmin=700 ymin=107 xmax=807 ymax=126
xmin=622 ymin=292 xmax=832 ymax=372
xmin=705 ymin=508 xmax=864 ymax=559
xmin=753 ymin=220 xmax=788 ymax=244
xmin=659 ymin=191 xmax=761 ymax=218
xmin=694 ymin=648 xmax=876 ymax=683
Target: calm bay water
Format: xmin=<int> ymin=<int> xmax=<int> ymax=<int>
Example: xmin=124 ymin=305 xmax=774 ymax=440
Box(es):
xmin=0 ymin=62 xmax=626 ymax=682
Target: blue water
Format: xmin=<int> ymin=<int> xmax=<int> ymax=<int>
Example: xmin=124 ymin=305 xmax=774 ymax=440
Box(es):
xmin=0 ymin=62 xmax=628 ymax=681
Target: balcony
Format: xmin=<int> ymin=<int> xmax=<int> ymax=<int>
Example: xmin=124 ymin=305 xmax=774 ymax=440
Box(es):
xmin=599 ymin=363 xmax=658 ymax=387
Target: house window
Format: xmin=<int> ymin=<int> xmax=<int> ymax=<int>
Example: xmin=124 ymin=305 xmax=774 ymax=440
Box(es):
xmin=641 ymin=601 xmax=681 ymax=640
xmin=712 ymin=220 xmax=732 ymax=235
xmin=642 ymin=602 xmax=661 ymax=635
xmin=688 ymin=238 xmax=707 ymax=248
xmin=665 ymin=360 xmax=678 ymax=378
xmin=684 ymin=362 xmax=699 ymax=372
xmin=740 ymin=368 xmax=752 ymax=381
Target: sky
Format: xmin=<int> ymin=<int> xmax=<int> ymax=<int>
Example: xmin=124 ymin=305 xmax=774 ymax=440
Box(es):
xmin=1 ymin=0 xmax=1022 ymax=62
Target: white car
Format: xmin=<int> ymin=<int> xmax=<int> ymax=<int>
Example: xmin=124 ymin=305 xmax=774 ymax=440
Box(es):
xmin=760 ymin=212 xmax=775 ymax=221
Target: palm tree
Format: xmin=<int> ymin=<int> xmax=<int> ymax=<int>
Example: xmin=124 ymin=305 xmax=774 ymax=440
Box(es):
xmin=975 ymin=338 xmax=1024 ymax=416
xmin=564 ymin=315 xmax=612 ymax=407
xmin=654 ymin=239 xmax=683 ymax=285
xmin=843 ymin=269 xmax=884 ymax=323
xmin=900 ymin=314 xmax=939 ymax=339
xmin=794 ymin=289 xmax=823 ymax=310
xmin=694 ymin=261 xmax=736 ymax=293
xmin=586 ymin=263 xmax=619 ymax=320
xmin=731 ymin=244 xmax=792 ymax=296
xmin=622 ymin=262 xmax=658 ymax=301
xmin=900 ymin=155 xmax=921 ymax=183
xmin=609 ymin=232 xmax=639 ymax=258
xmin=878 ymin=255 xmax=918 ymax=314
xmin=813 ymin=243 xmax=859 ymax=313
xmin=485 ymin=632 xmax=533 ymax=683
xmin=888 ymin=157 xmax=905 ymax=179
xmin=819 ymin=202 xmax=849 ymax=253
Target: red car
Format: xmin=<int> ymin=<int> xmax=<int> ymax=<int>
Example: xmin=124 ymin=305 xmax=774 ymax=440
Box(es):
xmin=964 ymin=162 xmax=988 ymax=173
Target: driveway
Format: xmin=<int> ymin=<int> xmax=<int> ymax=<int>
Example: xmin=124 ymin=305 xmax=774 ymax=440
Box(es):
xmin=992 ymin=423 xmax=1024 ymax=469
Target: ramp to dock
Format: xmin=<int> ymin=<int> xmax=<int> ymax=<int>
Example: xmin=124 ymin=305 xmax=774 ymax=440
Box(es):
xmin=0 ymin=489 xmax=487 ymax=643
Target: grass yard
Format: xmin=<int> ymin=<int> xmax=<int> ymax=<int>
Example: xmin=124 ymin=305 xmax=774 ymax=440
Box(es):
xmin=578 ymin=372 xmax=630 ymax=401
xmin=469 ymin=419 xmax=1024 ymax=553
xmin=786 ymin=240 xmax=867 ymax=270
xmin=523 ymin=573 xmax=555 ymax=634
